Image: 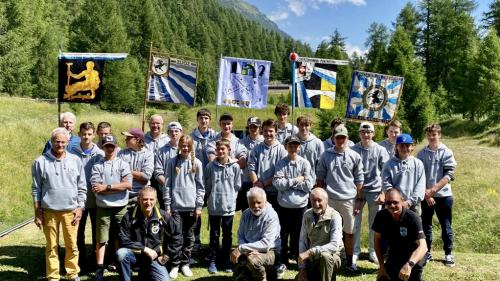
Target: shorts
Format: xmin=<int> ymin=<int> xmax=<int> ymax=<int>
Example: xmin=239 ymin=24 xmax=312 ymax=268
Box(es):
xmin=328 ymin=198 xmax=355 ymax=234
xmin=96 ymin=206 xmax=127 ymax=243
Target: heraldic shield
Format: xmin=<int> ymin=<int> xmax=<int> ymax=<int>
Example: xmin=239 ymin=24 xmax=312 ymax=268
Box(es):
xmin=58 ymin=59 xmax=104 ymax=103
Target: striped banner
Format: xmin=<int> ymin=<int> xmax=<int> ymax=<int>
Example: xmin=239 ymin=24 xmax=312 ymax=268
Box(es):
xmin=148 ymin=55 xmax=197 ymax=106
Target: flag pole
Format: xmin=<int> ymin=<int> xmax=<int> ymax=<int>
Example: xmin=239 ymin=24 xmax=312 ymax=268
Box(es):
xmin=215 ymin=54 xmax=223 ymax=123
xmin=289 ymin=51 xmax=298 ymax=137
xmin=142 ymin=41 xmax=154 ymax=131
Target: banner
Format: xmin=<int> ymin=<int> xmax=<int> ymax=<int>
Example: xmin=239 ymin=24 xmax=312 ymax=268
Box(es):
xmin=147 ymin=54 xmax=198 ymax=106
xmin=345 ymin=70 xmax=404 ymax=124
xmin=295 ymin=58 xmax=339 ymax=109
xmin=216 ymin=57 xmax=271 ymax=108
xmin=58 ymin=52 xmax=127 ymax=103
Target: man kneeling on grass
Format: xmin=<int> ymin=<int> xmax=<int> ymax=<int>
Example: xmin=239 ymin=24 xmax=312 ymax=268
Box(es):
xmin=297 ymin=188 xmax=343 ymax=281
xmin=117 ymin=186 xmax=182 ymax=281
xmin=231 ymin=187 xmax=280 ymax=281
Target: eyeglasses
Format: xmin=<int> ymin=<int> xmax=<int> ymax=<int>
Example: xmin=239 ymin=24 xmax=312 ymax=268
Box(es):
xmin=385 ymin=200 xmax=400 ymax=206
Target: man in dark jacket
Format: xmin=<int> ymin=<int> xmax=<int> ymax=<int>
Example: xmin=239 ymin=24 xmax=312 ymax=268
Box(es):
xmin=117 ymin=186 xmax=182 ymax=281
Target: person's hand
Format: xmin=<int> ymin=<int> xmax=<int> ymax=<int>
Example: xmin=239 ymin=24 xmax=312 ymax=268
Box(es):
xmin=132 ymin=170 xmax=142 ymax=179
xmin=398 ymin=262 xmax=412 ymax=281
xmin=425 ymin=187 xmax=436 ymax=199
xmin=71 ymin=207 xmax=83 ymax=226
xmin=143 ymin=247 xmax=158 ymax=260
xmin=230 ymin=248 xmax=241 ymax=264
xmin=194 ymin=209 xmax=202 ymax=220
xmin=247 ymin=251 xmax=259 ymax=257
xmin=295 ymin=176 xmax=305 ymax=183
xmin=92 ymin=184 xmax=106 ymax=193
xmin=297 ymin=269 xmax=308 ymax=281
xmin=375 ymin=192 xmax=385 ymax=205
xmin=425 ymin=196 xmax=436 ymax=206
xmin=254 ymin=180 xmax=264 ymax=188
xmin=34 ymin=208 xmax=43 ymax=229
xmin=354 ymin=199 xmax=362 ymax=215
xmin=377 ymin=264 xmax=391 ymax=280
xmin=298 ymin=250 xmax=311 ymax=265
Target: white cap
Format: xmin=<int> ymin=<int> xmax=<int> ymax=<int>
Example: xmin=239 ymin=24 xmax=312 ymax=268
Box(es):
xmin=168 ymin=121 xmax=183 ymax=131
xmin=359 ymin=122 xmax=375 ymax=132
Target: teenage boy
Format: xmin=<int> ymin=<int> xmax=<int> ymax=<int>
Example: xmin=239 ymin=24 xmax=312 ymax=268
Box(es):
xmin=96 ymin=122 xmax=112 ymax=149
xmin=379 ymin=120 xmax=402 ymax=158
xmin=296 ymin=116 xmax=324 ymax=174
xmin=207 ymin=113 xmax=247 ymax=169
xmin=69 ymin=122 xmax=104 ymax=272
xmin=275 ymin=103 xmax=298 ymax=144
xmin=273 ymin=136 xmax=314 ymax=273
xmin=91 ymin=135 xmax=132 ymax=281
xmin=237 ymin=116 xmax=264 ymax=211
xmin=191 ymin=108 xmax=217 ymax=169
xmin=316 ymin=125 xmax=364 ymax=274
xmin=323 ymin=118 xmax=354 ymax=150
xmin=205 ymin=139 xmax=242 ymax=274
xmin=351 ymin=122 xmax=389 ymax=266
xmin=416 ymin=124 xmax=457 ymax=267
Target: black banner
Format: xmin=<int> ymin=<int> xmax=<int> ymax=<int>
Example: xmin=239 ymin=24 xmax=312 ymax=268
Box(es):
xmin=58 ymin=59 xmax=104 ymax=103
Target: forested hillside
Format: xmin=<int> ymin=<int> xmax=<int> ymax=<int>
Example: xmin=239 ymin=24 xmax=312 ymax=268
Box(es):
xmin=0 ymin=0 xmax=312 ymax=112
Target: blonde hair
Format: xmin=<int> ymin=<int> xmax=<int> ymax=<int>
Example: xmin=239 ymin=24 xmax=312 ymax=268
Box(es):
xmin=175 ymin=135 xmax=196 ymax=174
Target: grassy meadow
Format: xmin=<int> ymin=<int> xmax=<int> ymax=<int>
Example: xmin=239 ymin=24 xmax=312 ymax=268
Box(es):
xmin=0 ymin=94 xmax=499 ymax=280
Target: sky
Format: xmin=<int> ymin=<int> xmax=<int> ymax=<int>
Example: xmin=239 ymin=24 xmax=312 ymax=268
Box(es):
xmin=245 ymin=0 xmax=490 ymax=56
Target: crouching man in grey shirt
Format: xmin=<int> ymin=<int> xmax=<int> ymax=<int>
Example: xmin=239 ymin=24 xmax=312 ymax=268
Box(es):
xmin=231 ymin=187 xmax=281 ymax=281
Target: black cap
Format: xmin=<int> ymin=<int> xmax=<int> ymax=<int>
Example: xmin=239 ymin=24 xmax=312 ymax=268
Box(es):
xmin=285 ymin=135 xmax=301 ymax=145
xmin=220 ymin=112 xmax=233 ymax=121
xmin=101 ymin=135 xmax=117 ymax=146
xmin=247 ymin=116 xmax=261 ymax=126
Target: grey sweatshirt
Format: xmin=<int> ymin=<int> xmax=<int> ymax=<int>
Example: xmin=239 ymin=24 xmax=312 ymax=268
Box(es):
xmin=191 ymin=127 xmax=217 ymax=168
xmin=298 ymin=133 xmax=325 ymax=174
xmin=352 ymin=142 xmax=389 ymax=192
xmin=237 ymin=203 xmax=281 ymax=253
xmin=247 ymin=141 xmax=288 ymax=194
xmin=207 ymin=133 xmax=247 ymax=161
xmin=144 ymin=132 xmax=170 ymax=155
xmin=416 ymin=143 xmax=457 ymax=197
xmin=323 ymin=137 xmax=355 ymax=150
xmin=378 ymin=139 xmax=396 ymax=158
xmin=204 ymin=159 xmax=242 ymax=216
xmin=90 ymin=156 xmax=132 ymax=208
xmin=273 ymin=155 xmax=314 ymax=208
xmin=277 ymin=123 xmax=298 ymax=144
xmin=163 ymin=155 xmax=204 ymax=212
xmin=69 ymin=144 xmax=104 ymax=208
xmin=382 ymin=156 xmax=426 ymax=206
xmin=240 ymin=134 xmax=264 ymax=183
xmin=32 ymin=151 xmax=87 ymax=211
xmin=118 ymin=147 xmax=154 ymax=197
xmin=316 ymin=148 xmax=364 ymax=200
xmin=153 ymin=143 xmax=178 ymax=182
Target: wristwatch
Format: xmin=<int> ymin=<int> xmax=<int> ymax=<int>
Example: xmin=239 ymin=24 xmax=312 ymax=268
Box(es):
xmin=106 ymin=184 xmax=112 ymax=191
xmin=407 ymin=260 xmax=415 ymax=268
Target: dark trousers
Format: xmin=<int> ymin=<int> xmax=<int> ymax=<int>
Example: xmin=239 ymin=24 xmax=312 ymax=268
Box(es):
xmin=77 ymin=207 xmax=96 ymax=268
xmin=149 ymin=177 xmax=164 ymax=210
xmin=209 ymin=215 xmax=234 ymax=269
xmin=379 ymin=259 xmax=423 ymax=281
xmin=236 ymin=182 xmax=253 ymax=211
xmin=421 ymin=196 xmax=454 ymax=255
xmin=265 ymin=193 xmax=281 ymax=266
xmin=277 ymin=206 xmax=306 ymax=264
xmin=177 ymin=211 xmax=197 ymax=266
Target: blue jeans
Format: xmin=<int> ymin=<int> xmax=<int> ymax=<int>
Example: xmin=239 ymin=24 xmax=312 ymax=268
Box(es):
xmin=116 ymin=248 xmax=169 ymax=281
xmin=421 ymin=196 xmax=454 ymax=255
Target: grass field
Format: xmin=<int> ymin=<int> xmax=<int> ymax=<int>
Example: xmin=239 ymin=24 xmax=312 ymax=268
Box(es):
xmin=0 ymin=95 xmax=499 ymax=280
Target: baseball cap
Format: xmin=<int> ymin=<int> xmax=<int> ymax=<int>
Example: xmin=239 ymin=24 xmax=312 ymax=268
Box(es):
xmin=101 ymin=135 xmax=117 ymax=147
xmin=121 ymin=128 xmax=145 ymax=141
xmin=247 ymin=117 xmax=261 ymax=126
xmin=168 ymin=121 xmax=183 ymax=131
xmin=359 ymin=122 xmax=375 ymax=132
xmin=396 ymin=133 xmax=414 ymax=144
xmin=334 ymin=124 xmax=349 ymax=137
xmin=285 ymin=135 xmax=301 ymax=145
xmin=220 ymin=113 xmax=233 ymax=121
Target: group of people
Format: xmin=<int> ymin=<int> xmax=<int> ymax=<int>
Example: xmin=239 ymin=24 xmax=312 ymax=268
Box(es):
xmin=32 ymin=103 xmax=457 ymax=281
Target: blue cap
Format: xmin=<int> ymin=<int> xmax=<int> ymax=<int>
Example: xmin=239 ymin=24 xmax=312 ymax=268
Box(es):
xmin=396 ymin=133 xmax=414 ymax=144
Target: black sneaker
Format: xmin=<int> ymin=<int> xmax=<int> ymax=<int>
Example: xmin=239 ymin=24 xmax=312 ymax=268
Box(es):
xmin=345 ymin=263 xmax=361 ymax=275
xmin=423 ymin=252 xmax=432 ymax=266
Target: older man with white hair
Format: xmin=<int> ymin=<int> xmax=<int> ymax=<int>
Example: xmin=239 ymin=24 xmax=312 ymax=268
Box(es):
xmin=33 ymin=127 xmax=87 ymax=281
xmin=43 ymin=112 xmax=81 ymax=153
xmin=144 ymin=114 xmax=170 ymax=154
xmin=231 ymin=187 xmax=281 ymax=281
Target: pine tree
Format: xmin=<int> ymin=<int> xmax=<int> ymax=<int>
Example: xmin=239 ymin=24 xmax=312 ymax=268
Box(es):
xmin=394 ymin=3 xmax=419 ymax=46
xmin=364 ymin=23 xmax=389 ymax=73
xmin=483 ymin=0 xmax=500 ymax=32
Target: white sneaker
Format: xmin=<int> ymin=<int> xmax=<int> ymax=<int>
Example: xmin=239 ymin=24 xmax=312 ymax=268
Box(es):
xmin=352 ymin=254 xmax=359 ymax=264
xmin=369 ymin=252 xmax=379 ymax=264
xmin=181 ymin=265 xmax=193 ymax=277
xmin=169 ymin=266 xmax=179 ymax=279
xmin=444 ymin=254 xmax=455 ymax=267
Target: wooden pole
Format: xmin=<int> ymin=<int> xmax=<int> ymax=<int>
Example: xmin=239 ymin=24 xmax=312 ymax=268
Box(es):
xmin=142 ymin=42 xmax=154 ymax=131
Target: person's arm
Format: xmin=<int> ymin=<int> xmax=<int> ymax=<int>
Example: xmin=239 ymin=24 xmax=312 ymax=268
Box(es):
xmin=315 ymin=155 xmax=326 ymax=187
xmin=31 ymin=160 xmax=44 ymax=229
xmin=247 ymin=146 xmax=261 ymax=186
xmin=408 ymin=160 xmax=426 ymax=207
xmin=239 ymin=212 xmax=280 ymax=253
xmin=154 ymin=152 xmax=166 ymax=186
xmin=296 ymin=160 xmax=314 ymax=192
xmin=134 ymin=151 xmax=154 ymax=184
xmin=236 ymin=142 xmax=248 ymax=169
xmin=194 ymin=160 xmax=205 ymax=217
xmin=206 ymin=141 xmax=216 ymax=162
xmin=428 ymin=149 xmax=457 ymax=196
xmin=233 ymin=164 xmax=242 ymax=192
xmin=272 ymin=160 xmax=293 ymax=191
xmin=298 ymin=214 xmax=310 ymax=269
xmin=163 ymin=160 xmax=174 ymax=212
xmin=381 ymin=161 xmax=393 ymax=191
xmin=399 ymin=238 xmax=427 ymax=281
xmin=118 ymin=211 xmax=145 ymax=253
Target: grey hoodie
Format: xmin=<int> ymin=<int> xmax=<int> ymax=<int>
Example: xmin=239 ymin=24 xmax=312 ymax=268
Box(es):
xmin=191 ymin=127 xmax=217 ymax=168
xmin=240 ymin=134 xmax=264 ymax=183
xmin=416 ymin=143 xmax=457 ymax=197
xmin=316 ymin=148 xmax=364 ymax=200
xmin=378 ymin=139 xmax=396 ymax=158
xmin=204 ymin=159 xmax=242 ymax=216
xmin=382 ymin=156 xmax=426 ymax=206
xmin=207 ymin=133 xmax=247 ymax=161
xmin=298 ymin=133 xmax=324 ymax=174
xmin=352 ymin=142 xmax=389 ymax=192
xmin=273 ymin=155 xmax=314 ymax=208
xmin=277 ymin=123 xmax=298 ymax=144
xmin=90 ymin=156 xmax=132 ymax=208
xmin=163 ymin=155 xmax=204 ymax=212
xmin=153 ymin=143 xmax=178 ymax=182
xmin=144 ymin=132 xmax=170 ymax=155
xmin=237 ymin=203 xmax=281 ymax=253
xmin=32 ymin=151 xmax=87 ymax=211
xmin=69 ymin=144 xmax=104 ymax=208
xmin=118 ymin=147 xmax=154 ymax=197
xmin=247 ymin=141 xmax=288 ymax=194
